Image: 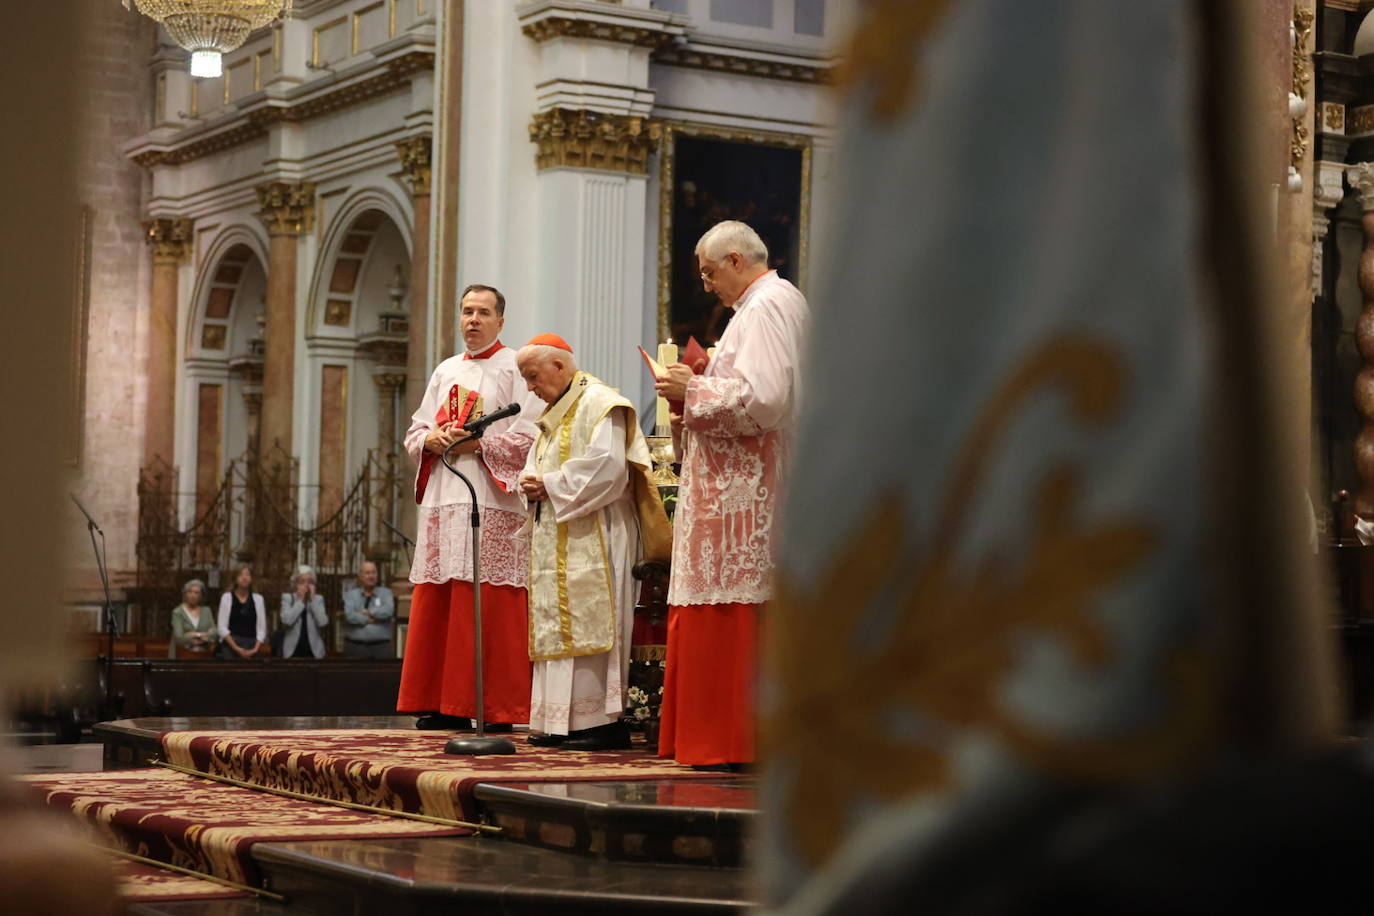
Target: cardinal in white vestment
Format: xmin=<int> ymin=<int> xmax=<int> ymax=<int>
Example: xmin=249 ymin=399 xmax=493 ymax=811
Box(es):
xmin=655 ymin=220 xmax=810 ymax=768
xmin=517 ymin=334 xmax=672 ymax=751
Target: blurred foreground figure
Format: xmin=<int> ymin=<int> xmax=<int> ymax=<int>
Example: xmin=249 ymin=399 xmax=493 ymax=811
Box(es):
xmin=0 ymin=2 xmax=119 ymax=909
xmin=763 ymin=0 xmax=1349 ymax=913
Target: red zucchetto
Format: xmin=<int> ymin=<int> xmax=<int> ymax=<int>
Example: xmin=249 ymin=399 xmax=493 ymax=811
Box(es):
xmin=526 ymin=333 xmax=573 ymax=352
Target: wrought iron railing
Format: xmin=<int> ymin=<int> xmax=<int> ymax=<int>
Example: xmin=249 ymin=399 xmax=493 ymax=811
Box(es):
xmin=133 ymin=449 xmax=407 ymax=646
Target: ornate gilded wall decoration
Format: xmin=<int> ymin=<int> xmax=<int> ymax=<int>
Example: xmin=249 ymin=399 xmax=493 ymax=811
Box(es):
xmin=1349 ymin=106 xmax=1374 ymax=135
xmin=1323 ymin=102 xmax=1345 ymax=133
xmin=528 ymin=108 xmax=662 ymax=175
xmin=145 ymin=217 xmax=193 ymax=264
xmin=323 ymin=299 xmax=352 ymax=327
xmin=256 ymin=180 xmax=316 ymax=236
xmin=395 ymin=135 xmax=432 ymax=196
xmin=1290 ymin=5 xmax=1315 ymax=189
xmin=200 ymin=324 xmax=228 ymax=350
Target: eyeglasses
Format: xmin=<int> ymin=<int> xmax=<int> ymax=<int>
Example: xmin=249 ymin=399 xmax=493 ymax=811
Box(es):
xmin=699 ymin=253 xmax=735 ymax=281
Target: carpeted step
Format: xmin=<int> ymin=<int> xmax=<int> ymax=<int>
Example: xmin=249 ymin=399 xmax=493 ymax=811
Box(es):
xmin=159 ymin=728 xmax=720 ymax=823
xmin=20 ymin=769 xmax=466 ymax=887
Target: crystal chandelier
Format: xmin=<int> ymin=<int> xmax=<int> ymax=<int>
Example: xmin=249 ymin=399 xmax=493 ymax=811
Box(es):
xmin=122 ymin=1 xmax=292 ymax=79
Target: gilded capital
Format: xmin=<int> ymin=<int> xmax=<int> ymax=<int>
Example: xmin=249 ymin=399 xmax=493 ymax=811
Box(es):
xmin=521 ymin=16 xmax=676 ymax=49
xmin=395 ymin=135 xmax=433 ymax=196
xmin=529 ymin=108 xmax=661 ymax=175
xmin=256 ymin=180 xmax=317 ymax=236
xmin=145 ymin=217 xmax=193 ymax=264
xmin=1348 ymin=163 xmax=1374 ymax=212
xmin=373 ymin=371 xmax=408 ymax=391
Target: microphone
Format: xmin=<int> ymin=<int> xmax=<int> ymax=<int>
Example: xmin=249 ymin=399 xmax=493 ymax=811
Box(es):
xmin=460 ymin=402 xmax=521 ymax=438
xmin=70 ymin=493 xmax=103 ymax=534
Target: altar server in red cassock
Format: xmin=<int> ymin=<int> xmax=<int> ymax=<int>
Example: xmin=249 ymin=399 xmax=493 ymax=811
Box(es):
xmin=655 ymin=220 xmax=809 ymax=767
xmin=397 ymin=284 xmax=540 ymax=729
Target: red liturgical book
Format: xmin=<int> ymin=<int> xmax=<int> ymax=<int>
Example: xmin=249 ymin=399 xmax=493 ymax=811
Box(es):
xmin=415 ymin=384 xmax=482 ymax=504
xmin=682 ymin=336 xmax=709 ymax=373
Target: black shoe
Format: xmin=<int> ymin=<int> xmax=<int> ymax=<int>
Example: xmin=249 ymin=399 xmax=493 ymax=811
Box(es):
xmin=415 ymin=714 xmax=472 ymax=730
xmin=527 ymin=732 xmax=566 ymax=747
xmin=482 ymin=723 xmax=514 ymax=733
xmin=560 ymin=721 xmax=632 ymax=751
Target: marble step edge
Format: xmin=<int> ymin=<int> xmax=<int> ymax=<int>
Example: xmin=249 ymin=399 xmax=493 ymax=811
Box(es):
xmin=472 ymin=784 xmax=754 ymax=867
xmin=250 ymin=838 xmax=755 ymax=914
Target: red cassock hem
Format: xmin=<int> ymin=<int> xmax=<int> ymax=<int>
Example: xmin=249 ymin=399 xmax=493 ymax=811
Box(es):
xmin=396 ymin=579 xmax=532 ymax=723
xmin=657 ymin=602 xmax=758 ymax=765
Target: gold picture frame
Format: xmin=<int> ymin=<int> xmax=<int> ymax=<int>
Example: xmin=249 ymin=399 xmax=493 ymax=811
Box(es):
xmin=655 ymin=122 xmax=812 ymax=343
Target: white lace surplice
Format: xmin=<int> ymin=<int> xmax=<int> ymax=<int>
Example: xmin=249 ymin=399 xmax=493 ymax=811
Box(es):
xmin=405 ymin=346 xmax=540 ymax=586
xmin=669 ymin=271 xmax=810 ymax=607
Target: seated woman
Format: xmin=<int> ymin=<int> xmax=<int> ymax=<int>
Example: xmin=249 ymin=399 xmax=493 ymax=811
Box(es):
xmin=280 ymin=565 xmax=329 ymax=659
xmin=217 ymin=564 xmax=267 ymax=659
xmin=169 ymin=578 xmax=218 ymax=658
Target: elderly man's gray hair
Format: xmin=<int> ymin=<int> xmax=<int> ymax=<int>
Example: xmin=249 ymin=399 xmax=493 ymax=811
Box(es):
xmin=696 ymin=220 xmax=768 ymax=266
xmin=292 ymin=565 xmax=316 ymax=586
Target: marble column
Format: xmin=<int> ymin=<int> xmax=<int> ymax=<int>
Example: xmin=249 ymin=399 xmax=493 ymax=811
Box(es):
xmin=255 ymin=180 xmax=314 ymax=475
xmin=518 ymin=3 xmax=680 ymax=390
xmin=143 ymin=217 xmax=192 ymax=468
xmin=1346 ymin=163 xmax=1374 ymax=513
xmin=396 ymin=136 xmax=431 ymax=416
xmin=528 ymin=109 xmax=659 ymax=383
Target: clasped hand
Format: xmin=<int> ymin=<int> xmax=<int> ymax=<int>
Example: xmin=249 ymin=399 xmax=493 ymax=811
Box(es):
xmin=518 ymin=472 xmax=547 ymax=502
xmin=424 ymin=421 xmax=480 ymax=455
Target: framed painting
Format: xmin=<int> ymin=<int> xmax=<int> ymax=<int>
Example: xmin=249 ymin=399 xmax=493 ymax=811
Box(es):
xmin=656 ymin=124 xmax=811 ymax=345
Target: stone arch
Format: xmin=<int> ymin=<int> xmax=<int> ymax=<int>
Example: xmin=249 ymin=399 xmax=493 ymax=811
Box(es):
xmin=303 ymin=189 xmax=414 ymax=529
xmin=180 ymin=227 xmax=270 ymax=520
xmin=306 ymin=187 xmax=414 ymax=335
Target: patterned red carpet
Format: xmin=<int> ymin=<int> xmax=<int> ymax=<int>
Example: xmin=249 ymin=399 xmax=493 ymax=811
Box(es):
xmin=20 ymin=768 xmax=463 ymax=885
xmin=111 ymin=857 xmax=252 ymax=903
xmin=161 ymin=728 xmax=715 ymax=821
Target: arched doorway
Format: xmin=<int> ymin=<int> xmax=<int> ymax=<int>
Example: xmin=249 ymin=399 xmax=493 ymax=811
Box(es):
xmin=307 ymin=206 xmax=412 ymax=559
xmin=185 ymin=240 xmax=268 ymax=522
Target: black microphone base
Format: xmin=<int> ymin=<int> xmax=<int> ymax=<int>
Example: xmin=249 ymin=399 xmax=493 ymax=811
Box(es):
xmin=444 ymin=736 xmax=518 ymax=756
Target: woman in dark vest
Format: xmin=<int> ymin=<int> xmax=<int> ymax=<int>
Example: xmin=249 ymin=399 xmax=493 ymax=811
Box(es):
xmin=216 ymin=564 xmax=267 ymax=659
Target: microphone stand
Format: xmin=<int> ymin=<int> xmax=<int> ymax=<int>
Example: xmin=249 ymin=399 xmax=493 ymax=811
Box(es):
xmin=439 ymin=431 xmax=516 ymax=756
xmin=381 ymin=518 xmax=414 ymax=569
xmin=71 ymin=494 xmax=120 ymax=721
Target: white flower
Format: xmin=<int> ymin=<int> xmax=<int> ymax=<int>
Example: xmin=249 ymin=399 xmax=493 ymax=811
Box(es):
xmin=634 ymin=706 xmax=651 ymax=720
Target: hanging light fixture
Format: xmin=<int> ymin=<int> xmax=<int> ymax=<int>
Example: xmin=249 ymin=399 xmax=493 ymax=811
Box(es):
xmin=122 ymin=1 xmax=292 ymax=79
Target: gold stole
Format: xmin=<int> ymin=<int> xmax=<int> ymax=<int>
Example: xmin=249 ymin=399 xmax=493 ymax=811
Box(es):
xmin=526 ymin=373 xmax=671 ymax=661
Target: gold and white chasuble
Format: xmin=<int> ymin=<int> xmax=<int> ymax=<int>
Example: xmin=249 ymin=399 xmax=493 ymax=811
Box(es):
xmin=525 ymin=372 xmax=670 ymax=664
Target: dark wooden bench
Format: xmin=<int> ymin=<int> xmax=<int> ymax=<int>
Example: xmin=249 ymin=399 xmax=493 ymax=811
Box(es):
xmin=127 ymin=658 xmax=401 ymax=718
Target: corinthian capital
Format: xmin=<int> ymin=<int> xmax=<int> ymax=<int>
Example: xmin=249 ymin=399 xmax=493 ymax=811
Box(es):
xmin=1347 ymin=162 xmax=1374 ymax=212
xmin=256 ymin=180 xmax=316 ymax=236
xmin=395 ymin=135 xmax=433 ymax=196
xmin=144 ymin=217 xmax=193 ymax=264
xmin=529 ymin=108 xmax=661 ymax=175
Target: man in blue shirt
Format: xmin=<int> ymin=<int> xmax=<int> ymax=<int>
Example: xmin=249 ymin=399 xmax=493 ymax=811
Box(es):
xmin=341 ymin=561 xmax=395 ymax=659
